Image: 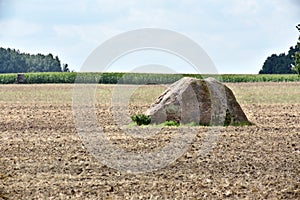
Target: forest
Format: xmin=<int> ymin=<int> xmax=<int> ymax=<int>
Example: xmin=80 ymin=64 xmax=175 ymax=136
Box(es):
xmin=0 ymin=47 xmax=69 ymax=73
xmin=259 ymin=24 xmax=300 ymax=74
xmin=259 ymin=45 xmax=299 ymax=74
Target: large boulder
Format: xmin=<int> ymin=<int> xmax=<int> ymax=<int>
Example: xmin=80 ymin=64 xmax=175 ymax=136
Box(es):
xmin=145 ymin=77 xmax=250 ymax=126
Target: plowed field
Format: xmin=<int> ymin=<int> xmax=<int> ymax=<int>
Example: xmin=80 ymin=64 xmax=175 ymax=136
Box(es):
xmin=0 ymin=83 xmax=299 ymax=199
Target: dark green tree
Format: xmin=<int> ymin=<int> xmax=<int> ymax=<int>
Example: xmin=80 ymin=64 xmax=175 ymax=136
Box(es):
xmin=259 ymin=51 xmax=296 ymax=74
xmin=62 ymin=63 xmax=70 ymax=72
xmin=259 ymin=24 xmax=300 ymax=74
xmin=294 ymin=24 xmax=300 ymax=75
xmin=0 ymin=47 xmax=66 ymax=73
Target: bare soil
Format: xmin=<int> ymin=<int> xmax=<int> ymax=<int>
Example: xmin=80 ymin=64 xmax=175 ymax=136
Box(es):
xmin=0 ymin=83 xmax=299 ymax=199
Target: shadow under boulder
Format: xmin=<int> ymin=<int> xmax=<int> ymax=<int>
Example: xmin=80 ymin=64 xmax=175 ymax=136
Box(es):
xmin=145 ymin=77 xmax=251 ymax=126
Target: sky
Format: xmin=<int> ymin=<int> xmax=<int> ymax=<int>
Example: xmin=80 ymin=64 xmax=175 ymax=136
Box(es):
xmin=0 ymin=0 xmax=299 ymax=74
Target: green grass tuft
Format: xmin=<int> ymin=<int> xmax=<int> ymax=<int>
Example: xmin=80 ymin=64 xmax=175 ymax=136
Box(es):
xmin=131 ymin=114 xmax=151 ymax=126
xmin=163 ymin=121 xmax=180 ymax=126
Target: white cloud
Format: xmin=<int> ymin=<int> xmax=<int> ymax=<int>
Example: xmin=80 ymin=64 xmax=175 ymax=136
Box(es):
xmin=52 ymin=23 xmax=123 ymax=46
xmin=221 ymin=0 xmax=260 ymax=16
xmin=0 ymin=19 xmax=41 ymax=38
xmin=0 ymin=0 xmax=298 ymax=73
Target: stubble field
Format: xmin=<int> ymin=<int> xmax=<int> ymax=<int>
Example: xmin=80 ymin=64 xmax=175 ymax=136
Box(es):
xmin=0 ymin=82 xmax=299 ymax=199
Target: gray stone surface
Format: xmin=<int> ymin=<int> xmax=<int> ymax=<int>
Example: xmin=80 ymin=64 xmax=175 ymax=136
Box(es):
xmin=145 ymin=77 xmax=250 ymax=126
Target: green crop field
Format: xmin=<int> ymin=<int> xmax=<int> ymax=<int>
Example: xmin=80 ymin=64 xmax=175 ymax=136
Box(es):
xmin=0 ymin=72 xmax=299 ymax=84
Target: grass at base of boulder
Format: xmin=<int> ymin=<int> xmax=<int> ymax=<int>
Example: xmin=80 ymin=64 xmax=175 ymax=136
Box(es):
xmin=186 ymin=121 xmax=254 ymax=127
xmin=130 ymin=119 xmax=254 ymax=127
xmin=163 ymin=121 xmax=180 ymax=126
xmin=230 ymin=121 xmax=255 ymax=126
xmin=129 ymin=121 xmax=180 ymax=127
xmin=131 ymin=113 xmax=254 ymax=127
xmin=131 ymin=114 xmax=151 ymax=126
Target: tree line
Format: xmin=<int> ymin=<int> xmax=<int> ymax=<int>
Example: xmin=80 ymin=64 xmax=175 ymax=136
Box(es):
xmin=0 ymin=47 xmax=69 ymax=73
xmin=259 ymin=24 xmax=300 ymax=74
